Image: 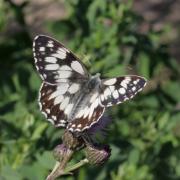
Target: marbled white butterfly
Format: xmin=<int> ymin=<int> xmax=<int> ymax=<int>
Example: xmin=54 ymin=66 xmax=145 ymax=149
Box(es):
xmin=33 ymin=35 xmax=147 ymax=133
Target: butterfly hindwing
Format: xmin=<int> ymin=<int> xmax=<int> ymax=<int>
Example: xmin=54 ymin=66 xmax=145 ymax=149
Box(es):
xmin=100 ymin=75 xmax=147 ymax=107
xmin=67 ymin=99 xmax=105 ymax=132
xmin=39 ymin=82 xmax=68 ymax=127
xmin=39 ymin=81 xmax=86 ymax=127
xmin=33 ymin=35 xmax=89 ymax=85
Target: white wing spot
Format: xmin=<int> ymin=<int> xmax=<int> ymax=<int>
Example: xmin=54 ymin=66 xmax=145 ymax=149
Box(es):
xmin=83 ymin=107 xmax=90 ymax=118
xmin=103 ymin=78 xmax=117 ymax=85
xmin=76 ymin=128 xmax=81 ymax=132
xmin=68 ymin=128 xmax=74 ymax=131
xmin=49 ymin=90 xmax=61 ymax=100
xmin=77 ymin=124 xmax=82 ymax=128
xmin=52 ymin=115 xmax=57 ymax=121
xmin=45 ymin=109 xmax=50 ymax=113
xmin=113 ymin=90 xmax=119 ymax=99
xmin=60 ymin=120 xmax=66 ymax=123
xmin=68 ymin=83 xmax=80 ymax=94
xmin=100 ymin=94 xmax=105 ymax=102
xmin=47 ymin=41 xmax=54 ymax=47
xmin=56 ymin=79 xmax=68 ymax=83
xmin=59 ymin=65 xmax=72 ymax=71
xmin=54 ymin=95 xmax=64 ymax=105
xmin=34 ymin=57 xmax=38 ymax=63
xmin=121 ymin=80 xmax=128 ymax=89
xmin=59 ymin=71 xmax=72 ymax=78
xmin=76 ymin=109 xmax=84 ymax=118
xmin=58 ymin=47 xmax=67 ymax=53
xmin=43 ymin=74 xmax=47 ymax=78
xmin=109 ymin=86 xmax=115 ymax=92
xmin=93 ymin=99 xmax=99 ymax=108
xmin=119 ymin=88 xmax=126 ymax=94
xmin=65 ymin=103 xmax=73 ymax=115
xmin=71 ymin=61 xmax=84 ymax=75
xmin=90 ymin=92 xmax=98 ymax=103
xmin=132 ymin=86 xmax=136 ymax=91
xmin=125 ymin=77 xmax=131 ymax=82
xmin=45 ymin=64 xmax=59 ymax=70
xmin=56 ymin=123 xmax=66 ymax=127
xmin=39 ymin=47 xmax=45 ymax=51
xmin=57 ymin=84 xmax=69 ymax=94
xmin=60 ymin=97 xmax=70 ymax=110
xmin=52 ymin=48 xmax=67 ymax=59
xmin=104 ymin=88 xmax=111 ymax=99
xmin=45 ymin=57 xmax=57 ymax=63
xmin=89 ymin=104 xmax=95 ymax=119
xmin=60 ymin=47 xmax=69 ymax=53
xmin=124 ymin=97 xmax=129 ymax=101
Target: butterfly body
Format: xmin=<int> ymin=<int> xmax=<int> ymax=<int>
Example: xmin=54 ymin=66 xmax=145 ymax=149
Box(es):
xmin=33 ymin=35 xmax=147 ymax=133
xmin=68 ymin=73 xmax=102 ymax=119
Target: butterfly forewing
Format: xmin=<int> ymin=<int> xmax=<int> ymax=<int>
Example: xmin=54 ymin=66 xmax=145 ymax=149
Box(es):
xmin=100 ymin=76 xmax=147 ymax=106
xmin=33 ymin=35 xmax=89 ymax=85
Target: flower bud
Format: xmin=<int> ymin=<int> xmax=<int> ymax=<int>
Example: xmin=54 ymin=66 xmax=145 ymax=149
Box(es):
xmin=53 ymin=144 xmax=68 ymax=162
xmin=62 ymin=130 xmax=84 ymax=150
xmin=85 ymin=143 xmax=111 ymax=165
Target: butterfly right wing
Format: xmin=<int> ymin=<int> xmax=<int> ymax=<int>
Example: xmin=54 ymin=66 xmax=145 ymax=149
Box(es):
xmin=100 ymin=75 xmax=147 ymax=107
xmin=39 ymin=81 xmax=86 ymax=127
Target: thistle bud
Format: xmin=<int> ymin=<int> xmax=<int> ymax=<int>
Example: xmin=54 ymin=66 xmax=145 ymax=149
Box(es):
xmin=85 ymin=143 xmax=111 ymax=165
xmin=53 ymin=144 xmax=68 ymax=162
xmin=62 ymin=130 xmax=84 ymax=150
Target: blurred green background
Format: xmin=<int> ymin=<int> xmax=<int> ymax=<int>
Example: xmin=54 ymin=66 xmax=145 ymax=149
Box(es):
xmin=0 ymin=0 xmax=180 ymax=180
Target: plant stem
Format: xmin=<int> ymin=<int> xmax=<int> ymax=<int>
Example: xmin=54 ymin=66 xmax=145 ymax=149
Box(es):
xmin=46 ymin=150 xmax=74 ymax=180
xmin=63 ymin=158 xmax=89 ymax=175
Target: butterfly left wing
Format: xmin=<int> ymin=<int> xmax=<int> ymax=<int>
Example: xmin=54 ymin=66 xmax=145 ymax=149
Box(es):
xmin=33 ymin=35 xmax=90 ymax=85
xmin=33 ymin=35 xmax=92 ymax=129
xmin=100 ymin=75 xmax=147 ymax=107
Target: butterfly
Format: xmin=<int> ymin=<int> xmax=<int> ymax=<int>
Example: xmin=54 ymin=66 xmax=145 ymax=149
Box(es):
xmin=33 ymin=35 xmax=147 ymax=133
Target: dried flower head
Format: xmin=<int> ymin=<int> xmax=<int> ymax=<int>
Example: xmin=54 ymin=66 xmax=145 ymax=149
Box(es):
xmin=53 ymin=144 xmax=69 ymax=162
xmin=85 ymin=143 xmax=111 ymax=166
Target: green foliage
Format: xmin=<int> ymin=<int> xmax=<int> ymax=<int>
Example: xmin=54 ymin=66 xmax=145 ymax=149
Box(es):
xmin=0 ymin=0 xmax=180 ymax=179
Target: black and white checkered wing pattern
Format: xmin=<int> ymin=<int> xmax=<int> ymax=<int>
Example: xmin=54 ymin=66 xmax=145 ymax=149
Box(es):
xmin=39 ymin=83 xmax=68 ymax=127
xmin=34 ymin=35 xmax=90 ymax=127
xmin=67 ymin=96 xmax=105 ymax=133
xmin=100 ymin=76 xmax=147 ymax=106
xmin=33 ymin=35 xmax=147 ymax=133
xmin=33 ymin=35 xmax=89 ymax=85
xmin=39 ymin=81 xmax=86 ymax=127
